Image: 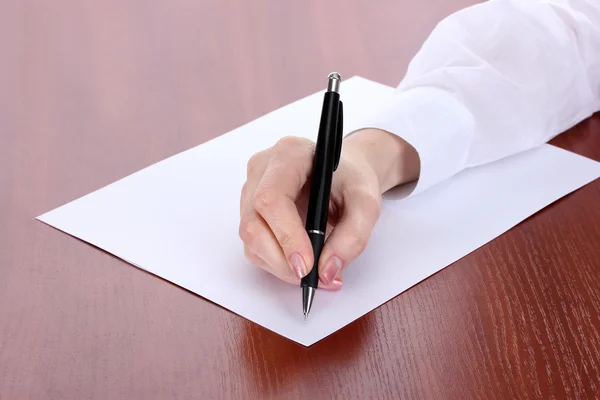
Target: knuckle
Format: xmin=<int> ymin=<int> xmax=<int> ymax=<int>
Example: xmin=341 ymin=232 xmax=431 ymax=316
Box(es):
xmin=361 ymin=186 xmax=381 ymax=206
xmin=356 ymin=188 xmax=382 ymax=217
xmin=349 ymin=230 xmax=370 ymax=254
xmin=276 ymin=136 xmax=302 ymax=149
xmin=252 ymin=188 xmax=278 ymax=212
xmin=238 ymin=218 xmax=260 ymax=246
xmin=246 ymin=153 xmax=259 ymax=170
xmin=275 ymin=136 xmax=313 ymax=156
xmin=246 ymin=151 xmax=266 ymax=176
xmin=277 ymin=231 xmax=295 ymax=250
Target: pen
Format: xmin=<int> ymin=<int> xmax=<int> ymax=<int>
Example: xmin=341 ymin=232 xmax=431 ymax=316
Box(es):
xmin=301 ymin=72 xmax=343 ymax=320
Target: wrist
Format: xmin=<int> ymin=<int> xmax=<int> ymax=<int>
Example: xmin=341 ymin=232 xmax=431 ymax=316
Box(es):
xmin=343 ymin=128 xmax=420 ymax=193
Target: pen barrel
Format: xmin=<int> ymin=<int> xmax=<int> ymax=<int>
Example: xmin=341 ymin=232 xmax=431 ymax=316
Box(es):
xmin=301 ymin=231 xmax=324 ymax=288
xmin=305 ymin=91 xmax=341 ymax=232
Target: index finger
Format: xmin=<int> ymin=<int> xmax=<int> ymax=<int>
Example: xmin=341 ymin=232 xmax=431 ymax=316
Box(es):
xmin=252 ymin=137 xmax=315 ymax=279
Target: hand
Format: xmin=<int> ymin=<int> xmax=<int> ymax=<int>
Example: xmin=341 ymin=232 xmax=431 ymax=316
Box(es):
xmin=238 ymin=129 xmax=419 ymax=290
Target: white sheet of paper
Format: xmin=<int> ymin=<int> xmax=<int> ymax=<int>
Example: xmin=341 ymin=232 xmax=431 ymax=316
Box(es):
xmin=37 ymin=77 xmax=600 ymax=346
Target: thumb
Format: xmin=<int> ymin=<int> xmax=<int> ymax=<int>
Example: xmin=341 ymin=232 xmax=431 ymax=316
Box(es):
xmin=318 ymin=192 xmax=381 ymax=284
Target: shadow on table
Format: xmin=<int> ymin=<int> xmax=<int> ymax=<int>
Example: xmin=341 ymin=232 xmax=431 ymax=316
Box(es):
xmin=237 ymin=312 xmax=375 ymax=397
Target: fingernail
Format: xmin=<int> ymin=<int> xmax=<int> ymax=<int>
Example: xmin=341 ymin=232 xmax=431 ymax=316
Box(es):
xmin=289 ymin=252 xmax=307 ymax=279
xmin=331 ymin=278 xmax=343 ymax=290
xmin=322 ymin=256 xmax=343 ymax=284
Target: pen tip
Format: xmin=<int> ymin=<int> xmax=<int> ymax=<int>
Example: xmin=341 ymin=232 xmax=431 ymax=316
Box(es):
xmin=302 ymin=286 xmax=315 ymax=320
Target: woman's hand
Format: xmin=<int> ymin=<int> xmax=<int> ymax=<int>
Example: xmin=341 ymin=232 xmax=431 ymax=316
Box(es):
xmin=238 ymin=128 xmax=419 ymax=290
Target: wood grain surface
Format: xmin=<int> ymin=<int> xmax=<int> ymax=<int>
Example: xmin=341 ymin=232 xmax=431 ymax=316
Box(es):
xmin=1 ymin=0 xmax=599 ymax=399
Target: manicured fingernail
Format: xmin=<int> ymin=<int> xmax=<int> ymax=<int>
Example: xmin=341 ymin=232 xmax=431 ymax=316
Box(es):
xmin=290 ymin=252 xmax=307 ymax=279
xmin=331 ymin=278 xmax=343 ymax=290
xmin=322 ymin=256 xmax=343 ymax=284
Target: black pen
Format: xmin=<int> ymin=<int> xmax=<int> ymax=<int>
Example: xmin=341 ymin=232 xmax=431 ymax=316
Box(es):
xmin=301 ymin=72 xmax=343 ymax=320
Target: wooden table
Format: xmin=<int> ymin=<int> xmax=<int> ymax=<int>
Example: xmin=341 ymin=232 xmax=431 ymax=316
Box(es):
xmin=2 ymin=1 xmax=599 ymax=398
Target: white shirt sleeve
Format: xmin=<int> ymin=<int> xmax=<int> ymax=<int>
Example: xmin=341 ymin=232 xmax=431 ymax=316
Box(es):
xmin=351 ymin=0 xmax=600 ymax=197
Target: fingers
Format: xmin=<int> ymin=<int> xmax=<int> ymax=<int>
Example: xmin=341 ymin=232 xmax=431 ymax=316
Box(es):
xmin=244 ymin=244 xmax=265 ymax=268
xmin=320 ymin=277 xmax=344 ymax=291
xmin=252 ymin=137 xmax=315 ymax=279
xmin=239 ymin=137 xmax=315 ymax=282
xmin=239 ymin=211 xmax=299 ymax=285
xmin=318 ymin=187 xmax=381 ymax=284
xmin=240 ymin=214 xmax=343 ymax=290
xmin=240 ymin=136 xmax=369 ymax=293
xmin=240 ymin=150 xmax=269 ymax=215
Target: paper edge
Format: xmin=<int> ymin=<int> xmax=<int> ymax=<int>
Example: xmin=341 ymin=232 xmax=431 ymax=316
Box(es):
xmin=33 ymin=75 xmax=600 ymax=346
xmin=36 ymin=150 xmax=600 ymax=347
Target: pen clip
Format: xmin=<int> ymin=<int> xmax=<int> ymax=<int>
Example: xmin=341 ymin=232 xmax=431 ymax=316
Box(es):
xmin=333 ymin=100 xmax=343 ymax=171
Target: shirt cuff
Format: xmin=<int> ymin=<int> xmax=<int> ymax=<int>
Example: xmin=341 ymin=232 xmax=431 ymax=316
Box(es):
xmin=346 ymin=86 xmax=475 ymax=198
